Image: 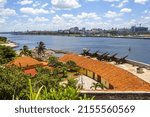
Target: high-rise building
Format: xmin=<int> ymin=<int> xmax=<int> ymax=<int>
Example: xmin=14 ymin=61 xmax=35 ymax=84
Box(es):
xmin=131 ymin=26 xmax=148 ymax=32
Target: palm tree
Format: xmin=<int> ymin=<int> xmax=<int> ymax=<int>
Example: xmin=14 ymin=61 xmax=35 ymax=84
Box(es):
xmin=20 ymin=45 xmax=32 ymax=57
xmin=66 ymin=60 xmax=77 ymax=71
xmin=90 ymin=83 xmax=105 ymax=90
xmin=36 ymin=41 xmax=46 ymax=58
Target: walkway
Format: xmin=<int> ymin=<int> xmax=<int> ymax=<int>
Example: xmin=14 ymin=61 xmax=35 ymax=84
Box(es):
xmin=76 ymin=75 xmax=101 ymax=90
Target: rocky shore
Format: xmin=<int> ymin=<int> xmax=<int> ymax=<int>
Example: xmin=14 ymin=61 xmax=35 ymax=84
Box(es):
xmin=0 ymin=41 xmax=18 ymax=48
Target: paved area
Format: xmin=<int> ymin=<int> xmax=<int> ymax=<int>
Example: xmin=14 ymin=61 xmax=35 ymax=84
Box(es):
xmin=110 ymin=62 xmax=150 ymax=83
xmin=76 ymin=75 xmax=101 ymax=90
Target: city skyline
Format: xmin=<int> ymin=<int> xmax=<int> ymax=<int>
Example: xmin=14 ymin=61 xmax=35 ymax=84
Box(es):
xmin=0 ymin=0 xmax=150 ymax=32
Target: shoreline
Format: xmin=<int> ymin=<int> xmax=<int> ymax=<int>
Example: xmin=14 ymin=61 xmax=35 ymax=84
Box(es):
xmin=11 ymin=33 xmax=150 ymax=39
xmin=0 ymin=40 xmax=18 ymax=48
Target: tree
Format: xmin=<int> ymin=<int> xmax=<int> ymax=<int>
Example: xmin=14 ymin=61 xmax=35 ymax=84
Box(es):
xmin=0 ymin=37 xmax=7 ymax=44
xmin=90 ymin=82 xmax=105 ymax=90
xmin=0 ymin=45 xmax=16 ymax=64
xmin=66 ymin=60 xmax=77 ymax=71
xmin=0 ymin=66 xmax=30 ymax=100
xmin=48 ymin=56 xmax=58 ymax=67
xmin=66 ymin=60 xmax=80 ymax=73
xmin=20 ymin=45 xmax=32 ymax=57
xmin=36 ymin=41 xmax=46 ymax=58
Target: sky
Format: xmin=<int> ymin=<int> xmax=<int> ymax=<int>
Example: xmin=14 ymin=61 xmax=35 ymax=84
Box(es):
xmin=0 ymin=0 xmax=150 ymax=31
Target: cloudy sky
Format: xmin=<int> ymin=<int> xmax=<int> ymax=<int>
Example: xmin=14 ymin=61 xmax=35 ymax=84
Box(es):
xmin=0 ymin=0 xmax=150 ymax=31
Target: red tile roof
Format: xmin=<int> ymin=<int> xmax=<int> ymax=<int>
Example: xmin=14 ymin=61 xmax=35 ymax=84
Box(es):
xmin=24 ymin=68 xmax=37 ymax=77
xmin=8 ymin=57 xmax=42 ymax=68
xmin=59 ymin=54 xmax=150 ymax=91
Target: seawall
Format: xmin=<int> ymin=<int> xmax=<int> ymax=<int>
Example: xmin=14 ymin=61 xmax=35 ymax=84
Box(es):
xmin=80 ymin=91 xmax=150 ymax=100
xmin=126 ymin=59 xmax=150 ymax=70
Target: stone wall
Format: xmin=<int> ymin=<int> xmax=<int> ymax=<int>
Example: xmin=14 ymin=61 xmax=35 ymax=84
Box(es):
xmin=80 ymin=92 xmax=150 ymax=100
xmin=126 ymin=59 xmax=150 ymax=70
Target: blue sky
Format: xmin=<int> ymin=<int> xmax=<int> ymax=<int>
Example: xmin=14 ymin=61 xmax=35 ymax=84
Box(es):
xmin=0 ymin=0 xmax=150 ymax=31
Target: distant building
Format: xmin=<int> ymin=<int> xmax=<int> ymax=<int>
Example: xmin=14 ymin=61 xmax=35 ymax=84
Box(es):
xmin=69 ymin=27 xmax=79 ymax=33
xmin=131 ymin=26 xmax=148 ymax=33
xmin=118 ymin=28 xmax=130 ymax=34
xmin=82 ymin=28 xmax=86 ymax=32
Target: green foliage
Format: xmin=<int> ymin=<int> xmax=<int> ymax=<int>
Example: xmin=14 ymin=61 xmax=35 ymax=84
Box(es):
xmin=48 ymin=56 xmax=58 ymax=67
xmin=36 ymin=41 xmax=46 ymax=57
xmin=28 ymin=78 xmax=93 ymax=100
xmin=90 ymin=82 xmax=106 ymax=90
xmin=0 ymin=66 xmax=30 ymax=100
xmin=20 ymin=45 xmax=32 ymax=57
xmin=0 ymin=58 xmax=94 ymax=100
xmin=0 ymin=45 xmax=16 ymax=64
xmin=41 ymin=86 xmax=80 ymax=100
xmin=66 ymin=60 xmax=80 ymax=72
xmin=0 ymin=37 xmax=7 ymax=44
xmin=79 ymin=94 xmax=95 ymax=100
xmin=28 ymin=79 xmax=46 ymax=100
xmin=66 ymin=78 xmax=78 ymax=89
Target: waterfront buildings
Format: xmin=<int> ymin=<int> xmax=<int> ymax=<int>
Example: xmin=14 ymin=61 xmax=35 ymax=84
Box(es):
xmin=6 ymin=55 xmax=150 ymax=91
xmin=59 ymin=54 xmax=150 ymax=91
xmin=7 ymin=56 xmax=48 ymax=76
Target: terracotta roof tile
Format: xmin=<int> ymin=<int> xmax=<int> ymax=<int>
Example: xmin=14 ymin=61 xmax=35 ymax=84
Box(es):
xmin=24 ymin=68 xmax=37 ymax=76
xmin=8 ymin=57 xmax=42 ymax=68
xmin=59 ymin=54 xmax=150 ymax=91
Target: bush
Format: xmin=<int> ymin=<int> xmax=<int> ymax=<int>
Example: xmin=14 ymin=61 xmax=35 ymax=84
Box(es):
xmin=0 ymin=66 xmax=30 ymax=100
xmin=0 ymin=37 xmax=7 ymax=43
xmin=0 ymin=45 xmax=16 ymax=64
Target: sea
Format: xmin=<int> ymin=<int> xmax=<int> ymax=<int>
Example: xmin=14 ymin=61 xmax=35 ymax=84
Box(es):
xmin=0 ymin=34 xmax=150 ymax=64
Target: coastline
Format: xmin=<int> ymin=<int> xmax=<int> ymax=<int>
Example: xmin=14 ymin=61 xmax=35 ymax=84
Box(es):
xmin=0 ymin=40 xmax=18 ymax=48
xmin=11 ymin=33 xmax=150 ymax=39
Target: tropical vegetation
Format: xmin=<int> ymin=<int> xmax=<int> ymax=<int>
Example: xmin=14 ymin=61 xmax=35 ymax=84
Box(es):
xmin=19 ymin=45 xmax=32 ymax=57
xmin=0 ymin=41 xmax=94 ymax=100
xmin=35 ymin=41 xmax=46 ymax=58
xmin=0 ymin=65 xmax=93 ymax=100
xmin=0 ymin=45 xmax=16 ymax=64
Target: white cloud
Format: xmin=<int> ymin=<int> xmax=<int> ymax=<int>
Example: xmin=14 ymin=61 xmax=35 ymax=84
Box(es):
xmin=0 ymin=8 xmax=16 ymax=25
xmin=42 ymin=3 xmax=48 ymax=8
xmin=32 ymin=1 xmax=41 ymax=7
xmin=50 ymin=9 xmax=55 ymax=14
xmin=103 ymin=0 xmax=120 ymax=2
xmin=0 ymin=8 xmax=16 ymax=16
xmin=0 ymin=18 xmax=5 ymax=24
xmin=104 ymin=11 xmax=122 ymax=18
xmin=0 ymin=0 xmax=6 ymax=7
xmin=28 ymin=16 xmax=49 ymax=22
xmin=22 ymin=15 xmax=28 ymax=17
xmin=52 ymin=12 xmax=102 ymax=29
xmin=77 ymin=12 xmax=101 ymax=20
xmin=116 ymin=0 xmax=128 ymax=8
xmin=0 ymin=0 xmax=6 ymax=3
xmin=144 ymin=16 xmax=150 ymax=20
xmin=20 ymin=7 xmax=49 ymax=15
xmin=85 ymin=0 xmax=99 ymax=2
xmin=144 ymin=10 xmax=148 ymax=13
xmin=18 ymin=0 xmax=33 ymax=5
xmin=134 ymin=0 xmax=149 ymax=4
xmin=120 ymin=8 xmax=132 ymax=13
xmin=51 ymin=0 xmax=81 ymax=10
xmin=114 ymin=18 xmax=122 ymax=21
